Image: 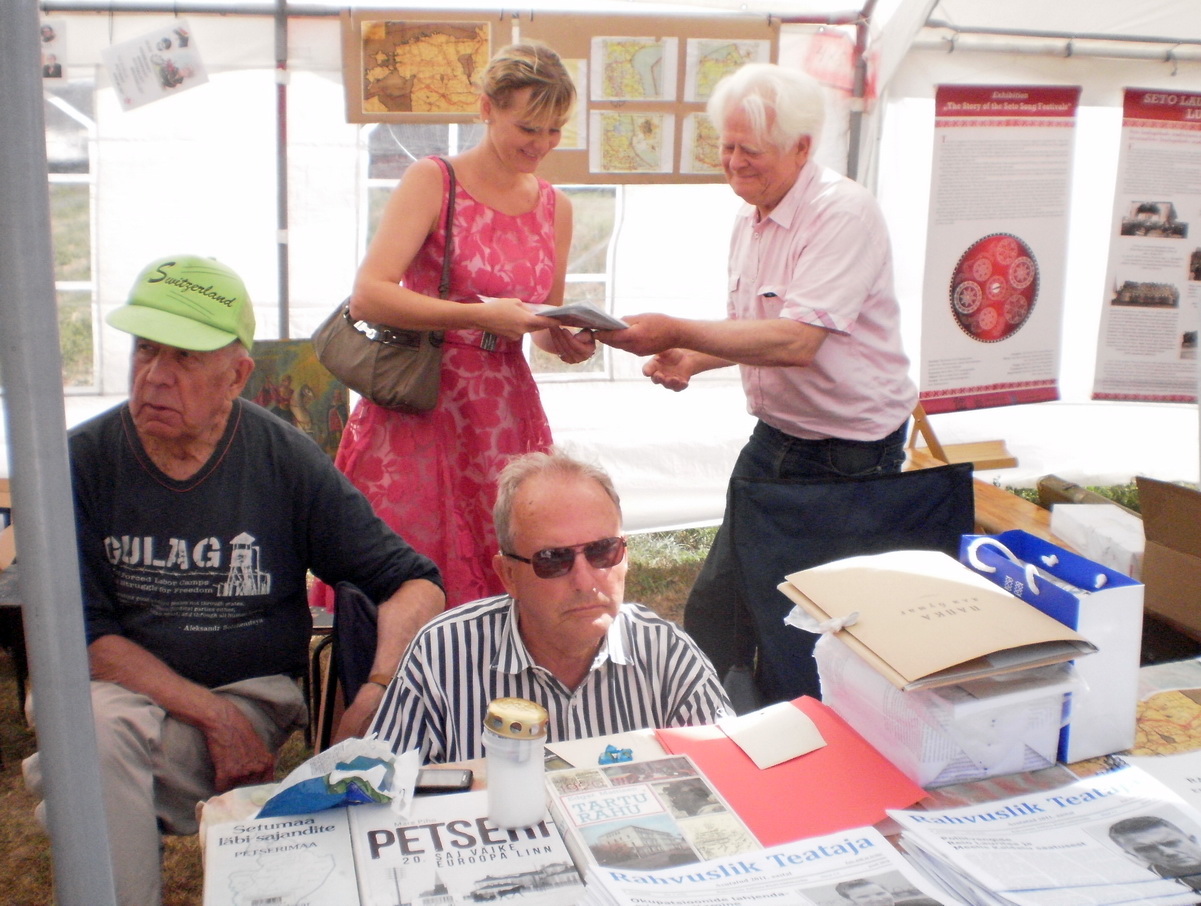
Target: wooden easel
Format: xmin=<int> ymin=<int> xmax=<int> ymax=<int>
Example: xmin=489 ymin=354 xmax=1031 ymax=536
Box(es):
xmin=907 ymin=403 xmax=1018 ymax=470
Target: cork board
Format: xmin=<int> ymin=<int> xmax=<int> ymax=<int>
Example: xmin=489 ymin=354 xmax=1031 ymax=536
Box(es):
xmin=341 ymin=9 xmax=779 ymax=184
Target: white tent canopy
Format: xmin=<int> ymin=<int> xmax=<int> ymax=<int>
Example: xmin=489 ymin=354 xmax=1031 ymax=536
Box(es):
xmin=6 ymin=0 xmax=1197 ymax=529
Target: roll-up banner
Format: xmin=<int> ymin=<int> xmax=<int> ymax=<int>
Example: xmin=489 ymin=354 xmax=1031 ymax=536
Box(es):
xmin=920 ymin=85 xmax=1080 ymax=414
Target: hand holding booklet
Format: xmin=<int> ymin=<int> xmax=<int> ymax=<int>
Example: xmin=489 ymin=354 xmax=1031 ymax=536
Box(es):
xmin=477 ymin=296 xmax=629 ymax=329
xmin=528 ymin=301 xmax=629 ymax=330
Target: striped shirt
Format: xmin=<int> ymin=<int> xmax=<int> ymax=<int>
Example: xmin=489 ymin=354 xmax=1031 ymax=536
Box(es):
xmin=369 ymin=595 xmax=733 ymax=763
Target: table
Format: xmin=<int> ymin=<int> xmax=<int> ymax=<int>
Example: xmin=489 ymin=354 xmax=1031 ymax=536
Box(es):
xmin=202 ymin=659 xmax=1201 ymax=903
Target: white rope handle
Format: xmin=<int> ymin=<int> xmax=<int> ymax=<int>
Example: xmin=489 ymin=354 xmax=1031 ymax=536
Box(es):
xmin=966 ymin=537 xmax=1110 ymax=592
xmin=964 ymin=537 xmax=1043 ymax=594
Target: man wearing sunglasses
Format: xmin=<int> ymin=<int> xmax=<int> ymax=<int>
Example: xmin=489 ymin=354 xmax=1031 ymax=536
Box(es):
xmin=369 ymin=449 xmax=732 ymax=763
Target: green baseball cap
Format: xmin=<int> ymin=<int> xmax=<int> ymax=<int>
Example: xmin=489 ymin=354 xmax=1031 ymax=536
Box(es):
xmin=106 ymin=255 xmax=256 ymax=352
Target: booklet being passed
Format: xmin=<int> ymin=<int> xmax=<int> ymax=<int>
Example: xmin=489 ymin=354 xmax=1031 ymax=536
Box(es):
xmin=529 ymin=301 xmax=629 ymax=330
xmin=482 ymin=296 xmax=629 ymax=330
xmin=889 ymin=764 xmax=1201 ymax=906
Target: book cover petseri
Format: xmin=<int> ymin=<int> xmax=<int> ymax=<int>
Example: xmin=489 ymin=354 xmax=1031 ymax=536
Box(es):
xmin=350 ymin=789 xmax=584 ymax=906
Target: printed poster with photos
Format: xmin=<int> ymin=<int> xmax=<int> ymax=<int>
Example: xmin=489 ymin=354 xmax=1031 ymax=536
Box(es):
xmin=101 ymin=18 xmax=206 ymax=111
xmin=919 ymin=84 xmax=1080 ymax=414
xmin=1092 ymin=88 xmax=1201 ymax=403
xmin=39 ymin=19 xmax=67 ymax=82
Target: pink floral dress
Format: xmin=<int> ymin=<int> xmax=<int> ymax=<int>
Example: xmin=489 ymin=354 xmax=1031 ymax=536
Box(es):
xmin=313 ymin=157 xmax=555 ymax=610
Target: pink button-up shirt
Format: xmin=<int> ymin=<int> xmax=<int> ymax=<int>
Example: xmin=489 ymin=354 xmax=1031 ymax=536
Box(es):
xmin=728 ymin=160 xmax=917 ymax=441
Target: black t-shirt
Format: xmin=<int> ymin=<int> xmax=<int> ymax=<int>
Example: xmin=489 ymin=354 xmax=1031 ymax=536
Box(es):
xmin=71 ymin=399 xmax=441 ymax=687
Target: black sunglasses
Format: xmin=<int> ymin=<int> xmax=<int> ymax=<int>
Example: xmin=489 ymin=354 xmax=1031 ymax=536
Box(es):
xmin=503 ymin=536 xmax=626 ymax=579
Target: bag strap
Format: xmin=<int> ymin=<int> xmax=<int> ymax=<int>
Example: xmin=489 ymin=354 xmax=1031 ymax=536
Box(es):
xmin=436 ymin=156 xmax=496 ymax=350
xmin=435 ymin=156 xmax=456 ymax=301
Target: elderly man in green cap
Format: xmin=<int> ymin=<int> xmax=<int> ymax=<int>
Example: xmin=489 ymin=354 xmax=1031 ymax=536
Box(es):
xmin=23 ymin=255 xmax=445 ymax=906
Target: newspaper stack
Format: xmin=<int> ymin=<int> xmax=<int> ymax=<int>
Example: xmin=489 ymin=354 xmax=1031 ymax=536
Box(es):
xmin=578 ymin=825 xmax=961 ymax=906
xmin=889 ymin=765 xmax=1201 ymax=906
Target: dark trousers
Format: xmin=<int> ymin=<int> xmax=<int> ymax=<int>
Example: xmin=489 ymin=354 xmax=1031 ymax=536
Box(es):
xmin=683 ymin=419 xmax=908 ymax=697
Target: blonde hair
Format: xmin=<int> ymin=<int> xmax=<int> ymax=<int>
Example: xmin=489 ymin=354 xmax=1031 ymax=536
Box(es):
xmin=480 ymin=41 xmax=576 ymax=125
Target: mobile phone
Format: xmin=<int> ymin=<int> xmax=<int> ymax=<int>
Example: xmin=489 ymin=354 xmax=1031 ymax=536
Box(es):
xmin=415 ymin=767 xmax=474 ymax=794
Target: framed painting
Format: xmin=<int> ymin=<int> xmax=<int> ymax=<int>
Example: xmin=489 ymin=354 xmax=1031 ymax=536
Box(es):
xmin=242 ymin=339 xmax=349 ymax=459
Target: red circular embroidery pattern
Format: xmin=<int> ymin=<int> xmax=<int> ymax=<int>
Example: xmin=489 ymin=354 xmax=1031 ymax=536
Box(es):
xmin=949 ymin=233 xmax=1038 ymax=342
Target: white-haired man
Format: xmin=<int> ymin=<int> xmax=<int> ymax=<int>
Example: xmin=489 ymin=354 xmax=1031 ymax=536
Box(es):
xmin=597 ymin=63 xmax=918 ymax=704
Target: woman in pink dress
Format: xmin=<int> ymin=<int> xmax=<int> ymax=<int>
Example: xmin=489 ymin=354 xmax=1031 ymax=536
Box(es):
xmin=313 ymin=43 xmax=593 ymax=623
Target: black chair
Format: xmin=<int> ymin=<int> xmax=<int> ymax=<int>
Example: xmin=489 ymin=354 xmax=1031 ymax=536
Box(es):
xmin=0 ymin=529 xmax=27 ymax=754
xmin=729 ymin=462 xmax=975 ymax=706
xmin=310 ymin=581 xmax=379 ymax=752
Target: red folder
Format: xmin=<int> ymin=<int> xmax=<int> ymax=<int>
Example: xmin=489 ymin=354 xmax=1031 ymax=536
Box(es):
xmin=655 ymin=696 xmax=926 ymax=846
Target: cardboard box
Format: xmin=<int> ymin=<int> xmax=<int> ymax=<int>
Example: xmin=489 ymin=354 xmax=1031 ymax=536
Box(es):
xmin=1050 ymin=503 xmax=1145 ymax=580
xmin=816 ymin=634 xmax=1075 ymax=789
xmin=1138 ymin=477 xmax=1201 ymax=640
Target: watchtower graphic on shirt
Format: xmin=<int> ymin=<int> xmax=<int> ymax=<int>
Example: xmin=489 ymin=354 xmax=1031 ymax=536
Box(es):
xmin=217 ymin=531 xmax=271 ymax=597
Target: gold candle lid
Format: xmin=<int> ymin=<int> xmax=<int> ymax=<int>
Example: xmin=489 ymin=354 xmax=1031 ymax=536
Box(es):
xmin=485 ymin=697 xmax=549 ymax=740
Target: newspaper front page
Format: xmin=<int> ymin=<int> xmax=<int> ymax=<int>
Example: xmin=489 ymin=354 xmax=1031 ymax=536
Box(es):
xmin=578 ymin=825 xmax=963 ymax=906
xmin=889 ymin=765 xmax=1201 ymax=905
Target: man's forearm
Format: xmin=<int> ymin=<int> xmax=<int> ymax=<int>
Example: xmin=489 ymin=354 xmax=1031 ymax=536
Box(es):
xmin=680 ymin=349 xmax=737 ymax=375
xmin=332 ymin=577 xmax=445 ymax=745
xmin=604 ymin=313 xmax=825 ymax=368
xmin=90 ymin=633 xmax=280 ymax=788
xmin=673 ymin=317 xmax=826 ymax=368
xmin=369 ymin=578 xmax=445 ymax=681
xmin=89 ymin=633 xmax=228 ymax=730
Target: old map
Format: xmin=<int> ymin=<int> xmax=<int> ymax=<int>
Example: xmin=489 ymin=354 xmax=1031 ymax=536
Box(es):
xmin=590 ymin=36 xmax=677 ymax=101
xmin=589 ymin=111 xmax=672 ymax=174
xmin=684 ymin=38 xmax=771 ymax=102
xmin=360 ymin=20 xmax=491 ymax=115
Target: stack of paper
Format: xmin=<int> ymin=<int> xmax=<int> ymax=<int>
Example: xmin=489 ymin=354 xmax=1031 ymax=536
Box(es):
xmin=889 ymin=765 xmax=1201 ymax=905
xmin=578 ymin=825 xmax=962 ymax=906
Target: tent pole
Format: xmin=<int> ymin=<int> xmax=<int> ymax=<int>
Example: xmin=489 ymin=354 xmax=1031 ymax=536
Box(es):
xmin=275 ymin=0 xmax=290 ymax=336
xmin=846 ymin=1 xmax=877 ymax=182
xmin=0 ymin=2 xmax=117 ymax=904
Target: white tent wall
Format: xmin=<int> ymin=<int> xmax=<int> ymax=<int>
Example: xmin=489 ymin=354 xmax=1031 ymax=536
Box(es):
xmin=11 ymin=10 xmax=850 ymax=531
xmin=872 ymin=33 xmax=1201 ymax=490
xmin=69 ymin=13 xmax=360 ymax=394
xmin=6 ymin=3 xmax=1201 ymax=533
